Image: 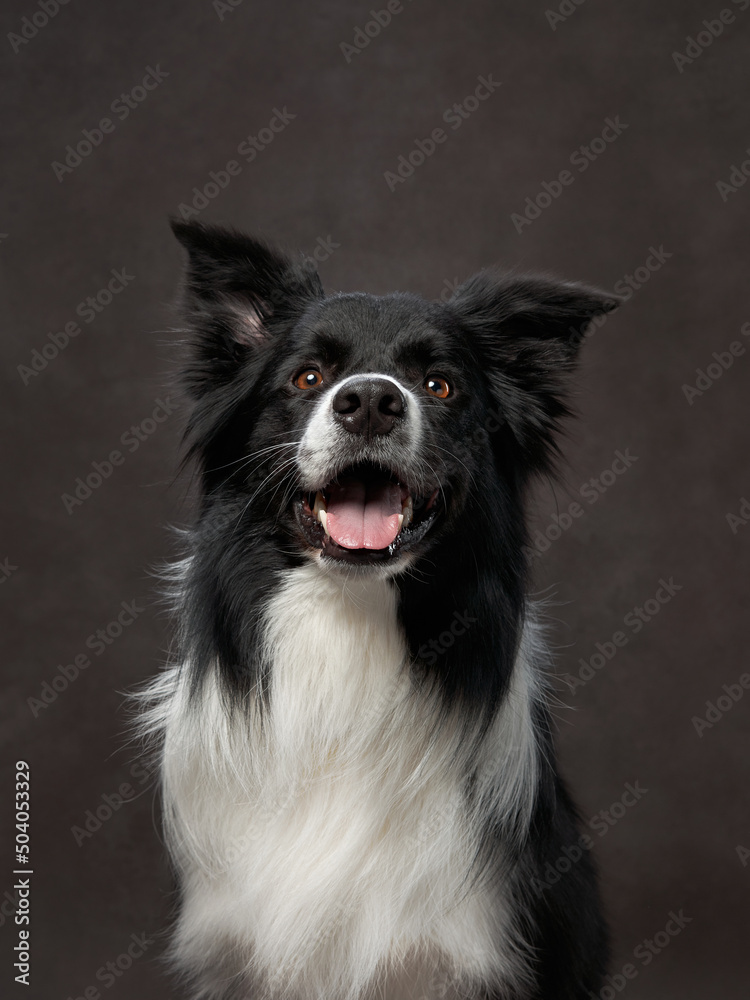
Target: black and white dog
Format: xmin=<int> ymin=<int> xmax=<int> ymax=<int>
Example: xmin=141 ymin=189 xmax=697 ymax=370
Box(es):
xmin=141 ymin=220 xmax=619 ymax=1000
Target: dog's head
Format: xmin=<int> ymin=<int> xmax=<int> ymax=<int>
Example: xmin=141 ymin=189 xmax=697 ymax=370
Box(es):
xmin=171 ymin=220 xmax=618 ymax=577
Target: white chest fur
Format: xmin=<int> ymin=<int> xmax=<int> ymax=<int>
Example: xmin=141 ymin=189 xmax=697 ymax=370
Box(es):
xmin=155 ymin=563 xmax=537 ymax=999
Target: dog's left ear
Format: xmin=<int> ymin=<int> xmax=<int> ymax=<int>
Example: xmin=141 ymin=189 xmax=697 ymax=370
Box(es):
xmin=449 ymin=270 xmax=620 ymax=470
xmin=170 ymin=219 xmax=323 ymax=395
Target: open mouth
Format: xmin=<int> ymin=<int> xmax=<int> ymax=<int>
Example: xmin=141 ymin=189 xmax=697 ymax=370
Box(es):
xmin=293 ymin=462 xmax=441 ymax=564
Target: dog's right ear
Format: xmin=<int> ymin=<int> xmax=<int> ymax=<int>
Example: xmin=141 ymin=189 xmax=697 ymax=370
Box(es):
xmin=449 ymin=270 xmax=619 ymax=472
xmin=170 ymin=219 xmax=323 ymax=393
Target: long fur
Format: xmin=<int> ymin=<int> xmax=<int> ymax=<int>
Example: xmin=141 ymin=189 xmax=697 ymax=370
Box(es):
xmin=138 ymin=220 xmax=620 ymax=1000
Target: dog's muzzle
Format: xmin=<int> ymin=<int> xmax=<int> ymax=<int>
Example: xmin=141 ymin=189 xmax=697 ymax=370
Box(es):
xmin=293 ymin=374 xmax=443 ymax=567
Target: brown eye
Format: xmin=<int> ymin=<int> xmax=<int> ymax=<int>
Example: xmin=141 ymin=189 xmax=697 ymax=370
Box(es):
xmin=294 ymin=369 xmax=323 ymax=389
xmin=424 ymin=376 xmax=450 ymax=399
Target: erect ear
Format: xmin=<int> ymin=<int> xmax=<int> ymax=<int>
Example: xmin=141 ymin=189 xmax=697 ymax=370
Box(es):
xmin=449 ymin=270 xmax=620 ymax=471
xmin=170 ymin=219 xmax=323 ymax=394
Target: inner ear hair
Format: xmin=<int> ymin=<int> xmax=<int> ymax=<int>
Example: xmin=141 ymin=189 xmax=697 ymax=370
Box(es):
xmin=226 ymin=299 xmax=268 ymax=347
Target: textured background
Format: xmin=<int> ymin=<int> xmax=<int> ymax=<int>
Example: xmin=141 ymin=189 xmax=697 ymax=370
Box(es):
xmin=2 ymin=0 xmax=749 ymax=997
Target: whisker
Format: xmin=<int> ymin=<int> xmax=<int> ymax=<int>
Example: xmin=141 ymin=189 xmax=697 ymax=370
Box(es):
xmin=229 ymin=456 xmax=301 ymax=537
xmin=202 ymin=441 xmax=303 ymax=478
xmin=430 ymin=444 xmax=478 ymax=489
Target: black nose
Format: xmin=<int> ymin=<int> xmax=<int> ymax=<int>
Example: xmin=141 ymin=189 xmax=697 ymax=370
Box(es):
xmin=332 ymin=377 xmax=406 ymax=437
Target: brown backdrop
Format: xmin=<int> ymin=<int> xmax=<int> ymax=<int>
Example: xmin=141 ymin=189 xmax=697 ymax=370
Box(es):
xmin=2 ymin=1 xmax=749 ymax=997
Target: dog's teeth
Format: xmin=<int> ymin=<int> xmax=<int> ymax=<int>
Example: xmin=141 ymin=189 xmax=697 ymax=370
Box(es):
xmin=400 ymin=496 xmax=413 ymax=531
xmin=311 ymin=491 xmax=330 ymax=535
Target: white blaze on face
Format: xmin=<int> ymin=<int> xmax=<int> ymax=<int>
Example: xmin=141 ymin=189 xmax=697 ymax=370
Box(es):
xmin=296 ymin=372 xmax=424 ymax=490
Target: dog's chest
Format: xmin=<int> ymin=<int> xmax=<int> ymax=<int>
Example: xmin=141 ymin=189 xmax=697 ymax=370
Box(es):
xmin=165 ymin=564 xmax=518 ymax=997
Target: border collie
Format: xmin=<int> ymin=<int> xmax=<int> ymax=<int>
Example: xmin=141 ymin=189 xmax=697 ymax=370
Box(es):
xmin=139 ymin=220 xmax=619 ymax=1000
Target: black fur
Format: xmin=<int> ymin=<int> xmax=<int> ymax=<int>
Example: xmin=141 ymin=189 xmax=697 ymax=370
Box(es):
xmin=166 ymin=219 xmax=618 ymax=998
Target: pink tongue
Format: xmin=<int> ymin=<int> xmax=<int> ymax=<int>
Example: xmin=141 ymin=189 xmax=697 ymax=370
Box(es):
xmin=325 ymin=479 xmax=403 ymax=550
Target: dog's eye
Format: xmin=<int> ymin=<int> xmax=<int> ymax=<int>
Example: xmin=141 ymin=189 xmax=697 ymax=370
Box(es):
xmin=294 ymin=369 xmax=324 ymax=389
xmin=424 ymin=376 xmax=450 ymax=399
